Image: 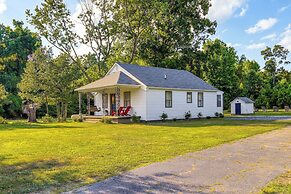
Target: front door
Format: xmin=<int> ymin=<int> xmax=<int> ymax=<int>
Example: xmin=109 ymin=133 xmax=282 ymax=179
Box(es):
xmin=110 ymin=94 xmax=116 ymax=115
xmin=235 ymin=103 xmax=241 ymax=115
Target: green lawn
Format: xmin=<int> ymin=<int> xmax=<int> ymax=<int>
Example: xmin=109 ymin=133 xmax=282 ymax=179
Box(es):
xmin=0 ymin=119 xmax=290 ymax=193
xmin=259 ymin=171 xmax=291 ymax=194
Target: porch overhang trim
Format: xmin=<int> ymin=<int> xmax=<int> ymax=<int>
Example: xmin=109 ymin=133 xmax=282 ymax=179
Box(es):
xmin=75 ymin=84 xmax=141 ymax=93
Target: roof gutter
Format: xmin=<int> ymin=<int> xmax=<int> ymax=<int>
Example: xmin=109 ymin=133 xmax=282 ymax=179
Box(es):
xmin=147 ymin=86 xmax=222 ymax=92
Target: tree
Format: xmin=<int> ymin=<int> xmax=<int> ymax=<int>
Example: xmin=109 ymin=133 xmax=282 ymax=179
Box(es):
xmin=49 ymin=54 xmax=82 ymax=121
xmin=0 ymin=64 xmax=6 ymax=102
xmin=202 ymin=39 xmax=239 ymax=107
xmin=0 ymin=21 xmax=41 ymax=117
xmin=27 ymin=0 xmax=217 ymax=75
xmin=26 ymin=0 xmax=92 ymax=82
xmin=113 ymin=0 xmax=162 ymax=63
xmin=138 ymin=0 xmax=216 ymax=70
xmin=18 ymin=48 xmax=54 ymax=115
xmin=19 ymin=48 xmax=82 ymax=121
xmin=261 ymin=45 xmax=290 ymax=86
xmin=240 ymin=60 xmax=262 ymax=100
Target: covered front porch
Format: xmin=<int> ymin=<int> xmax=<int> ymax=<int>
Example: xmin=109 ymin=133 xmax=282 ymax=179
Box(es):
xmin=74 ymin=71 xmax=141 ymax=122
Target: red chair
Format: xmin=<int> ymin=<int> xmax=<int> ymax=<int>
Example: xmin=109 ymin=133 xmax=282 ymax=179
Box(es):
xmin=120 ymin=106 xmax=131 ymax=116
xmin=111 ymin=107 xmax=124 ymax=116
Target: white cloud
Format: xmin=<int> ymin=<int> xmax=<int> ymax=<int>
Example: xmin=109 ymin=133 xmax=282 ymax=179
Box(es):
xmin=237 ymin=4 xmax=248 ymax=17
xmin=227 ymin=43 xmax=241 ymax=48
xmin=279 ymin=24 xmax=291 ymax=50
xmin=278 ymin=3 xmax=291 ymax=13
xmin=0 ymin=0 xmax=7 ymax=14
xmin=208 ymin=0 xmax=246 ymax=22
xmin=246 ymin=43 xmax=266 ymax=50
xmin=261 ymin=33 xmax=277 ymax=41
xmin=245 ymin=18 xmax=278 ymax=34
xmin=221 ymin=29 xmax=228 ymax=34
xmin=71 ymin=3 xmax=86 ymax=38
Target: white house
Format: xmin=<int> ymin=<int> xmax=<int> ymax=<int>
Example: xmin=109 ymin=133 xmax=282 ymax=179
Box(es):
xmin=75 ymin=63 xmax=224 ymax=121
xmin=230 ymin=97 xmax=255 ymax=115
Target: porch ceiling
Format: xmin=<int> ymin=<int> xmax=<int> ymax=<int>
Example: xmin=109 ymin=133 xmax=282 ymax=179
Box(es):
xmin=75 ymin=71 xmax=140 ymax=93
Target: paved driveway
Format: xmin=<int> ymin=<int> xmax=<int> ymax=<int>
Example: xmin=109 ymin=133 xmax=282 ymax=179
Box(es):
xmin=69 ymin=127 xmax=291 ymax=194
xmin=226 ymin=116 xmax=291 ymax=121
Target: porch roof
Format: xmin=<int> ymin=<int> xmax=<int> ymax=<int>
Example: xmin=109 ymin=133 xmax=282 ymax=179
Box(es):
xmin=75 ymin=71 xmax=140 ymax=92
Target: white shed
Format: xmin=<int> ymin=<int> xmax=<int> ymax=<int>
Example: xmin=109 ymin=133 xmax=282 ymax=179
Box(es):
xmin=230 ymin=97 xmax=254 ymax=115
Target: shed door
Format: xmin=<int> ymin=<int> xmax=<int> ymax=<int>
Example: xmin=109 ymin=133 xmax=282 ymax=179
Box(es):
xmin=235 ymin=103 xmax=241 ymax=115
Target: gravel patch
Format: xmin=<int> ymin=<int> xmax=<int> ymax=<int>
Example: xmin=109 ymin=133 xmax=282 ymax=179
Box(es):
xmin=226 ymin=116 xmax=291 ymax=121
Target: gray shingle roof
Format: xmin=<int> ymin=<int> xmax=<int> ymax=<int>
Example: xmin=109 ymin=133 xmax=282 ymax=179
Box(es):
xmin=118 ymin=63 xmax=218 ymax=91
xmin=234 ymin=97 xmax=254 ymax=103
xmin=75 ymin=71 xmax=139 ymax=92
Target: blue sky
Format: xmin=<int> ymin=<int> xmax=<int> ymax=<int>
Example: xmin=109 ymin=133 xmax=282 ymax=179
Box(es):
xmin=0 ymin=0 xmax=290 ymax=69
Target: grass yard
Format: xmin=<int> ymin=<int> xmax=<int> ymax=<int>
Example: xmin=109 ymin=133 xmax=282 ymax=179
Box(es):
xmin=0 ymin=119 xmax=290 ymax=193
xmin=259 ymin=171 xmax=291 ymax=194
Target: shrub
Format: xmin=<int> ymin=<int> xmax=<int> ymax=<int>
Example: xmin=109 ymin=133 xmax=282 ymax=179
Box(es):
xmin=131 ymin=114 xmax=141 ymax=123
xmin=206 ymin=116 xmax=211 ymax=119
xmin=41 ymin=114 xmax=54 ymax=123
xmin=100 ymin=116 xmax=112 ymax=124
xmin=71 ymin=115 xmax=83 ymax=122
xmin=160 ymin=112 xmax=168 ymax=121
xmin=219 ymin=113 xmax=224 ymax=118
xmin=197 ymin=112 xmax=203 ymax=118
xmin=0 ymin=116 xmax=7 ymax=124
xmin=184 ymin=111 xmax=191 ymax=120
xmin=214 ymin=112 xmax=219 ymax=117
xmin=173 ymin=118 xmax=177 ymax=122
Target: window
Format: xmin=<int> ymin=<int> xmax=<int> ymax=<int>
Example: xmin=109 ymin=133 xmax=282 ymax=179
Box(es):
xmin=165 ymin=91 xmax=172 ymax=108
xmin=102 ymin=94 xmax=108 ymax=108
xmin=187 ymin=92 xmax=192 ymax=103
xmin=217 ymin=95 xmax=222 ymax=107
xmin=124 ymin=92 xmax=131 ymax=107
xmin=198 ymin=92 xmax=204 ymax=107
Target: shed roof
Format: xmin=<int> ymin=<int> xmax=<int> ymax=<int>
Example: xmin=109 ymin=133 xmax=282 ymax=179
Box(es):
xmin=75 ymin=71 xmax=140 ymax=92
xmin=118 ymin=63 xmax=218 ymax=91
xmin=232 ymin=97 xmax=254 ymax=104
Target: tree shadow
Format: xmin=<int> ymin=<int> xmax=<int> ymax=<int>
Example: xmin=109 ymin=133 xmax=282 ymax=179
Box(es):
xmin=0 ymin=156 xmax=79 ymax=193
xmin=0 ymin=122 xmax=79 ymax=131
xmin=75 ymin=172 xmax=212 ymax=194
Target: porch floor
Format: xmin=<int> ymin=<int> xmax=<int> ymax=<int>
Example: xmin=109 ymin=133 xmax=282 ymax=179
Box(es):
xmin=82 ymin=115 xmax=133 ymax=124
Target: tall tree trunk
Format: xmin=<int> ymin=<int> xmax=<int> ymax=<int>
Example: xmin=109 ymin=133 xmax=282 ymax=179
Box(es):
xmin=45 ymin=96 xmax=49 ymax=115
xmin=56 ymin=103 xmax=61 ymax=122
xmin=63 ymin=102 xmax=68 ymax=121
xmin=27 ymin=104 xmax=37 ymax=123
xmin=128 ymin=36 xmax=138 ymax=64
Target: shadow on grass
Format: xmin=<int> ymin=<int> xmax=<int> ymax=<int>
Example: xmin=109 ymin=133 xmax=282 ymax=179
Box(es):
xmin=75 ymin=172 xmax=211 ymax=193
xmin=0 ymin=122 xmax=80 ymax=131
xmin=0 ymin=156 xmax=79 ymax=193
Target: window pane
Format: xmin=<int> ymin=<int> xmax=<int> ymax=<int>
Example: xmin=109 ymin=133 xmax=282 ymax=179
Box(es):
xmin=187 ymin=92 xmax=192 ymax=103
xmin=198 ymin=92 xmax=203 ymax=107
xmin=165 ymin=91 xmax=172 ymax=108
xmin=217 ymin=95 xmax=221 ymax=107
xmin=124 ymin=92 xmax=131 ymax=107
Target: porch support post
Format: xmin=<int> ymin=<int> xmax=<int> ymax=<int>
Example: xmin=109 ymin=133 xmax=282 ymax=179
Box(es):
xmin=115 ymin=87 xmax=120 ymax=116
xmin=78 ymin=92 xmax=82 ymax=116
xmin=87 ymin=93 xmax=90 ymax=115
